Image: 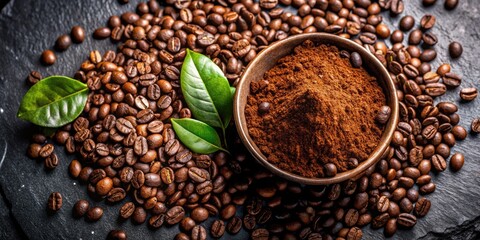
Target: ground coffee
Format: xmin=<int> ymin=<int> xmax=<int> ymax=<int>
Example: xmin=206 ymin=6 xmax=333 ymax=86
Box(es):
xmin=246 ymin=41 xmax=386 ymax=178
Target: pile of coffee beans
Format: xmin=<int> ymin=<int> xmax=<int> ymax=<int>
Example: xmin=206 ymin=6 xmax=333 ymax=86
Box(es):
xmin=26 ymin=0 xmax=479 ymax=239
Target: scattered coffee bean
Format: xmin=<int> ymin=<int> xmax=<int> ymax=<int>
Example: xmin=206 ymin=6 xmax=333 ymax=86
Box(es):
xmin=27 ymin=70 xmax=42 ymax=85
xmin=47 ymin=192 xmax=62 ymax=212
xmin=258 ymin=102 xmax=270 ymax=114
xmin=107 ymin=229 xmax=127 ymax=240
xmin=420 ymin=15 xmax=436 ymax=30
xmin=71 ymin=26 xmax=85 ymax=43
xmin=210 ymin=219 xmax=225 ymax=238
xmin=324 ymin=163 xmax=337 ymax=177
xmin=449 ymin=41 xmax=463 ymax=58
xmin=472 ymin=118 xmax=480 ymax=133
xmin=350 ymin=52 xmax=362 ymax=68
xmin=450 ymin=153 xmax=465 ymax=171
xmin=93 ymin=27 xmax=111 ymax=39
xmin=55 ymin=34 xmax=72 ymax=51
xmin=41 ymin=50 xmax=56 ymax=65
xmin=73 ymin=199 xmax=89 ymax=218
xmin=460 ymin=88 xmax=478 ymax=101
xmin=86 ymin=206 xmax=104 ymax=221
xmin=399 ymin=15 xmax=415 ymax=31
xmin=445 ymin=0 xmax=459 ymax=10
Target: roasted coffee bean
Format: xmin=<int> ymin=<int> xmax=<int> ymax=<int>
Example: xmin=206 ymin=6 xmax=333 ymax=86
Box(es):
xmin=191 ymin=207 xmax=209 ymax=222
xmin=344 ymin=209 xmax=359 ymax=227
xmin=443 ymin=72 xmax=462 ymax=87
xmin=377 ymin=196 xmax=390 ymax=213
xmin=41 ymin=50 xmax=56 ymax=65
xmin=86 ymin=207 xmax=103 ymax=221
xmin=227 ymin=216 xmax=242 ymax=234
xmin=166 ymin=206 xmax=185 ymax=225
xmin=71 ymin=26 xmax=85 ymax=43
xmin=420 ymin=15 xmax=436 ymax=30
xmin=27 ymin=70 xmax=42 ymax=85
xmin=132 ymin=206 xmax=147 ymax=224
xmin=347 ymin=227 xmax=362 ymax=240
xmin=422 ymin=32 xmax=438 ymax=46
xmin=414 ymin=198 xmax=431 ymax=217
xmin=449 ymin=41 xmax=463 ymax=58
xmin=107 ymin=230 xmax=127 ymax=240
xmin=408 ymin=29 xmax=423 ymax=45
xmin=397 ymin=213 xmax=417 ymax=228
xmin=55 ymin=34 xmax=71 ymax=51
xmin=107 ymin=188 xmax=126 ymax=202
xmin=450 ymin=153 xmax=465 ymax=171
xmin=47 ymin=192 xmax=62 ymax=212
xmin=399 ymin=15 xmax=415 ymax=31
xmin=39 ymin=143 xmax=54 ymax=158
xmin=210 ymin=219 xmax=226 ymax=238
xmin=384 ymin=218 xmax=397 ymax=237
xmin=243 ymin=214 xmax=256 ymax=230
xmin=376 ymin=106 xmax=391 ymax=124
xmin=120 ymin=202 xmax=135 ymax=219
xmin=324 ymin=163 xmax=337 ymax=177
xmin=452 ymin=125 xmax=468 ymax=140
xmin=93 ymin=27 xmax=111 ymax=39
xmin=431 ymin=154 xmax=447 ymax=172
xmin=73 ymin=199 xmax=89 ymax=218
xmin=420 ymin=182 xmax=436 ymax=194
xmin=44 ymin=153 xmax=59 ymax=169
xmin=149 ymin=214 xmax=165 ymax=228
xmin=460 ymin=88 xmax=478 ymax=101
xmin=191 ymin=225 xmax=207 ymax=240
xmin=251 ymin=228 xmax=269 ymax=240
xmin=372 ymin=213 xmax=389 ymax=228
xmin=350 ymin=52 xmax=362 ymax=68
xmin=258 ymin=102 xmax=270 ymax=114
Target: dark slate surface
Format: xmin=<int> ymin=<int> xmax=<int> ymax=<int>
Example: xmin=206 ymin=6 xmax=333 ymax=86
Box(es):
xmin=0 ymin=0 xmax=479 ymax=239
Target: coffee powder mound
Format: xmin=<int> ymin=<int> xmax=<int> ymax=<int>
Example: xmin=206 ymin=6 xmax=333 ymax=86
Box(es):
xmin=246 ymin=40 xmax=386 ymax=178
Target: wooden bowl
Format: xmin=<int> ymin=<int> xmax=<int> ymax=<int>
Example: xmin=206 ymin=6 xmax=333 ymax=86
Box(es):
xmin=233 ymin=33 xmax=399 ymax=185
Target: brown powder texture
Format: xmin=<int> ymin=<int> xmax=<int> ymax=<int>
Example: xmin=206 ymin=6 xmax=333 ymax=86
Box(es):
xmin=245 ymin=41 xmax=386 ymax=178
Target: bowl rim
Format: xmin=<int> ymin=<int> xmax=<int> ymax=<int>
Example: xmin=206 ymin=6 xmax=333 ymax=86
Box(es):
xmin=233 ymin=33 xmax=399 ymax=185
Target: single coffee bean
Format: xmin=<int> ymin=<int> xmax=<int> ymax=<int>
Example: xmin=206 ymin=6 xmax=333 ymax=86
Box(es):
xmin=132 ymin=206 xmax=147 ymax=224
xmin=414 ymin=198 xmax=431 ymax=217
xmin=377 ymin=196 xmax=390 ymax=213
xmin=443 ymin=72 xmax=462 ymax=87
xmin=41 ymin=50 xmax=56 ymax=65
xmin=408 ymin=29 xmax=423 ymax=45
xmin=191 ymin=225 xmax=207 ymax=240
xmin=73 ymin=199 xmax=89 ymax=218
xmin=47 ymin=192 xmax=62 ymax=212
xmin=372 ymin=213 xmax=389 ymax=229
xmin=384 ymin=218 xmax=397 ymax=237
xmin=71 ymin=26 xmax=85 ymax=43
xmin=166 ymin=206 xmax=185 ymax=225
xmin=245 ymin=228 xmax=267 ymax=240
xmin=450 ymin=153 xmax=465 ymax=171
xmin=39 ymin=143 xmax=54 ymax=158
xmin=107 ymin=188 xmax=126 ymax=202
xmin=258 ymin=102 xmax=270 ymax=114
xmin=376 ymin=106 xmax=391 ymax=124
xmin=107 ymin=230 xmax=127 ymax=240
xmin=471 ymin=118 xmax=480 ymax=133
xmin=120 ymin=202 xmax=135 ymax=219
xmin=27 ymin=70 xmax=42 ymax=85
xmin=324 ymin=163 xmax=337 ymax=177
xmin=420 ymin=15 xmax=436 ymax=30
xmin=149 ymin=214 xmax=165 ymax=228
xmin=191 ymin=207 xmax=209 ymax=222
xmin=210 ymin=219 xmax=226 ymax=238
xmin=445 ymin=0 xmax=459 ymax=10
xmin=397 ymin=213 xmax=417 ymax=228
xmin=422 ymin=32 xmax=438 ymax=46
xmin=344 ymin=209 xmax=359 ymax=227
xmin=44 ymin=153 xmax=59 ymax=169
xmin=243 ymin=214 xmax=256 ymax=230
xmin=460 ymin=88 xmax=478 ymax=101
xmin=399 ymin=15 xmax=415 ymax=31
xmin=93 ymin=27 xmax=111 ymax=39
xmin=27 ymin=143 xmax=42 ymax=158
xmin=420 ymin=182 xmax=436 ymax=195
xmin=449 ymin=41 xmax=463 ymax=58
xmin=431 ymin=154 xmax=447 ymax=172
xmin=350 ymin=52 xmax=362 ymax=68
xmin=86 ymin=206 xmax=103 ymax=221
xmin=452 ymin=125 xmax=468 ymax=140
xmin=55 ymin=34 xmax=72 ymax=51
xmin=347 ymin=227 xmax=362 ymax=240
xmin=227 ymin=216 xmax=242 ymax=234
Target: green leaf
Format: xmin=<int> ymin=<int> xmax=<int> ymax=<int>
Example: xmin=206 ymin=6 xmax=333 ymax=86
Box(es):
xmin=17 ymin=76 xmax=89 ymax=127
xmin=171 ymin=118 xmax=228 ymax=154
xmin=230 ymin=86 xmax=236 ymax=96
xmin=181 ymin=49 xmax=233 ymax=129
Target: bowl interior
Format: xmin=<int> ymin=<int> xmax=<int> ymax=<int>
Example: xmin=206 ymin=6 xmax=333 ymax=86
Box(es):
xmin=234 ymin=33 xmax=399 ymax=185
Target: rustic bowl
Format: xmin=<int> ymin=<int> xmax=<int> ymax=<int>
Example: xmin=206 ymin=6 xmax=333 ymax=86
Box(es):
xmin=233 ymin=33 xmax=399 ymax=185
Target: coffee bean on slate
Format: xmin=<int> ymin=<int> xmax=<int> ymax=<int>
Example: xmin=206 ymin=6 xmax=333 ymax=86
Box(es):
xmin=107 ymin=230 xmax=127 ymax=240
xmin=93 ymin=27 xmax=111 ymax=39
xmin=41 ymin=50 xmax=56 ymax=65
xmin=227 ymin=216 xmax=242 ymax=234
xmin=344 ymin=209 xmax=359 ymax=227
xmin=210 ymin=219 xmax=226 ymax=238
xmin=377 ymin=196 xmax=390 ymax=213
xmin=399 ymin=15 xmax=415 ymax=31
xmin=73 ymin=199 xmax=89 ymax=218
xmin=420 ymin=15 xmax=436 ymax=30
xmin=149 ymin=214 xmax=165 ymax=228
xmin=191 ymin=207 xmax=209 ymax=222
xmin=55 ymin=34 xmax=72 ymax=51
xmin=432 ymin=154 xmax=447 ymax=172
xmin=472 ymin=118 xmax=480 ymax=133
xmin=175 ymin=233 xmax=189 ymax=240
xmin=47 ymin=192 xmax=62 ymax=212
xmin=347 ymin=227 xmax=362 ymax=240
xmin=372 ymin=213 xmax=389 ymax=228
xmin=86 ymin=206 xmax=103 ymax=221
xmin=180 ymin=217 xmax=196 ymax=232
xmin=132 ymin=206 xmax=147 ymax=224
xmin=258 ymin=102 xmax=270 ymax=114
xmin=460 ymin=88 xmax=478 ymax=101
xmin=376 ymin=106 xmax=391 ymax=124
xmin=166 ymin=206 xmax=185 ymax=225
xmin=243 ymin=214 xmax=256 ymax=230
xmin=71 ymin=26 xmax=85 ymax=43
xmin=27 ymin=143 xmax=42 ymax=158
xmin=350 ymin=52 xmax=362 ymax=68
xmin=250 ymin=228 xmax=268 ymax=240
xmin=450 ymin=153 xmax=465 ymax=171
xmin=384 ymin=218 xmax=397 ymax=237
xmin=39 ymin=143 xmax=54 ymax=158
xmin=449 ymin=41 xmax=463 ymax=58
xmin=414 ymin=198 xmax=431 ymax=217
xmin=120 ymin=202 xmax=135 ymax=219
xmin=445 ymin=0 xmax=459 ymax=10
xmin=27 ymin=70 xmax=42 ymax=85
xmin=420 ymin=182 xmax=436 ymax=195
xmin=191 ymin=225 xmax=207 ymax=240
xmin=44 ymin=153 xmax=59 ymax=169
xmin=397 ymin=213 xmax=417 ymax=228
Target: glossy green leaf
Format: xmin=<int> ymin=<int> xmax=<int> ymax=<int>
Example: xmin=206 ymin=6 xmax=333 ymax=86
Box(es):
xmin=230 ymin=86 xmax=236 ymax=96
xmin=171 ymin=118 xmax=228 ymax=154
xmin=17 ymin=76 xmax=89 ymax=127
xmin=181 ymin=49 xmax=233 ymax=129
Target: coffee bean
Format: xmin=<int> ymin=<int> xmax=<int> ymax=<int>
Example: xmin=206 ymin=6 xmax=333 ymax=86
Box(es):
xmin=227 ymin=216 xmax=242 ymax=234
xmin=55 ymin=34 xmax=72 ymax=52
xmin=47 ymin=192 xmax=62 ymax=212
xmin=420 ymin=15 xmax=436 ymax=30
xmin=443 ymin=72 xmax=462 ymax=87
xmin=347 ymin=227 xmax=362 ymax=240
xmin=452 ymin=125 xmax=468 ymax=140
xmin=324 ymin=163 xmax=337 ymax=177
xmin=191 ymin=207 xmax=209 ymax=222
xmin=73 ymin=199 xmax=89 ymax=218
xmin=243 ymin=214 xmax=256 ymax=230
xmin=377 ymin=196 xmax=390 ymax=213
xmin=86 ymin=206 xmax=103 ymax=221
xmin=44 ymin=153 xmax=59 ymax=169
xmin=344 ymin=209 xmax=359 ymax=227
xmin=408 ymin=29 xmax=423 ymax=45
xmin=414 ymin=198 xmax=431 ymax=217
xmin=422 ymin=32 xmax=438 ymax=46
xmin=71 ymin=26 xmax=85 ymax=43
xmin=449 ymin=41 xmax=463 ymax=58
xmin=132 ymin=206 xmax=147 ymax=224
xmin=251 ymin=228 xmax=269 ymax=240
xmin=384 ymin=218 xmax=397 ymax=237
xmin=191 ymin=225 xmax=207 ymax=240
xmin=460 ymin=88 xmax=478 ymax=101
xmin=420 ymin=182 xmax=436 ymax=195
xmin=258 ymin=102 xmax=270 ymax=114
xmin=93 ymin=27 xmax=111 ymax=39
xmin=39 ymin=144 xmax=54 ymax=158
xmin=210 ymin=219 xmax=226 ymax=238
xmin=350 ymin=52 xmax=362 ymax=68
xmin=166 ymin=206 xmax=185 ymax=225
xmin=472 ymin=118 xmax=480 ymax=133
xmin=148 ymin=214 xmax=165 ymax=228
xmin=372 ymin=213 xmax=389 ymax=229
xmin=120 ymin=202 xmax=135 ymax=219
xmin=107 ymin=188 xmax=126 ymax=202
xmin=107 ymin=230 xmax=127 ymax=240
xmin=399 ymin=15 xmax=415 ymax=31
xmin=450 ymin=153 xmax=465 ymax=171
xmin=431 ymin=154 xmax=447 ymax=172
xmin=397 ymin=213 xmax=417 ymax=228
xmin=41 ymin=50 xmax=56 ymax=65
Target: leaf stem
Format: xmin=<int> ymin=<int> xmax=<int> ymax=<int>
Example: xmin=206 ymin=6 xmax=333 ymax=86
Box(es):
xmin=221 ymin=127 xmax=229 ymax=150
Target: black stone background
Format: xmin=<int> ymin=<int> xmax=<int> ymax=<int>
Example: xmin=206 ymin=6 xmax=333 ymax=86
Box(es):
xmin=0 ymin=0 xmax=479 ymax=239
